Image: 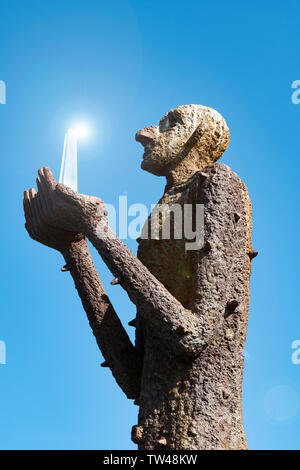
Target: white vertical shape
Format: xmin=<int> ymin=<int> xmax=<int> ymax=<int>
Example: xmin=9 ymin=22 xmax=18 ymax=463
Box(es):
xmin=0 ymin=80 xmax=6 ymax=104
xmin=59 ymin=129 xmax=78 ymax=191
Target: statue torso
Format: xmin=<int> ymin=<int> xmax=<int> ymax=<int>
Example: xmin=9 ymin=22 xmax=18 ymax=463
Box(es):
xmin=135 ymin=164 xmax=252 ymax=450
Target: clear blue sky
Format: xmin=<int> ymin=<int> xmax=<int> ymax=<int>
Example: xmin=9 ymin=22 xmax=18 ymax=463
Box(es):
xmin=0 ymin=0 xmax=300 ymax=450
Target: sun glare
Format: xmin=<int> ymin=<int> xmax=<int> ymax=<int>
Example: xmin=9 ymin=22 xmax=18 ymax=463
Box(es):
xmin=72 ymin=122 xmax=91 ymax=139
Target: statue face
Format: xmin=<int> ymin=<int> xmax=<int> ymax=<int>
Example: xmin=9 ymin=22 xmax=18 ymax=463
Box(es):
xmin=135 ymin=105 xmax=229 ymax=176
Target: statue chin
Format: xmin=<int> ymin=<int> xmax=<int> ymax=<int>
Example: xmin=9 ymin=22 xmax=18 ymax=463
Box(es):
xmin=141 ymin=157 xmax=163 ymax=176
xmin=141 ymin=157 xmax=150 ymax=170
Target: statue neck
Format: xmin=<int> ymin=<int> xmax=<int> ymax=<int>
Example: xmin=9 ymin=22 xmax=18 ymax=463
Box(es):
xmin=165 ymin=149 xmax=209 ymax=189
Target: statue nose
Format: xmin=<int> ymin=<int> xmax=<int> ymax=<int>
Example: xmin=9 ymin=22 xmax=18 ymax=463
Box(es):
xmin=135 ymin=126 xmax=157 ymax=145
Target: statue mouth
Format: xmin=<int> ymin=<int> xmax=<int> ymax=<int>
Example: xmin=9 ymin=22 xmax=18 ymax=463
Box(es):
xmin=141 ymin=143 xmax=154 ymax=161
xmin=142 ymin=149 xmax=151 ymax=160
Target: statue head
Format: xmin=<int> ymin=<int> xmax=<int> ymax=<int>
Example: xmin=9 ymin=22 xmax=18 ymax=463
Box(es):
xmin=136 ymin=104 xmax=230 ymax=183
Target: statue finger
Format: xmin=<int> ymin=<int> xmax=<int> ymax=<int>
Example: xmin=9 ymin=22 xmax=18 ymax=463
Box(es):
xmin=43 ymin=167 xmax=57 ymax=189
xmin=38 ymin=167 xmax=56 ymax=198
xmin=36 ymin=176 xmax=52 ymax=217
xmin=29 ymin=188 xmax=39 ymax=237
xmin=23 ymin=190 xmax=34 ymax=237
xmin=35 ymin=183 xmax=47 ymax=221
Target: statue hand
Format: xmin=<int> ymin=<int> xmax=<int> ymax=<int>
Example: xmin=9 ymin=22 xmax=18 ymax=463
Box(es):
xmin=23 ymin=187 xmax=84 ymax=253
xmin=29 ymin=167 xmax=107 ymax=234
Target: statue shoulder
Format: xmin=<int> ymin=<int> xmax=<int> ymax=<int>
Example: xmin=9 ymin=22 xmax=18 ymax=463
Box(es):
xmin=190 ymin=162 xmax=251 ymax=202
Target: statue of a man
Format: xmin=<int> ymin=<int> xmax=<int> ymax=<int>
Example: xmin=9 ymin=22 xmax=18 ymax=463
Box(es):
xmin=23 ymin=105 xmax=257 ymax=450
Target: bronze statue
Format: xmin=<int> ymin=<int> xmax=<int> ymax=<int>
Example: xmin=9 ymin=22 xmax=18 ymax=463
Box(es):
xmin=23 ymin=105 xmax=257 ymax=449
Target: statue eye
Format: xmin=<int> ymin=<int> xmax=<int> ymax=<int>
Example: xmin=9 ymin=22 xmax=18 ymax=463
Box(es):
xmin=160 ymin=115 xmax=177 ymax=132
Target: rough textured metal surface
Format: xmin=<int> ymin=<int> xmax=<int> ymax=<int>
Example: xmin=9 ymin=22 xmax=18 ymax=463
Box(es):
xmin=24 ymin=104 xmax=256 ymax=450
xmin=136 ymin=163 xmax=252 ymax=449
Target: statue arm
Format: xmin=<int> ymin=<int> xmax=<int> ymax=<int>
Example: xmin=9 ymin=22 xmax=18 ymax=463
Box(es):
xmin=85 ymin=220 xmax=202 ymax=356
xmin=83 ymin=164 xmax=254 ymax=356
xmin=23 ymin=189 xmax=142 ymax=398
xmin=62 ymin=238 xmax=142 ymax=398
xmin=28 ymin=168 xmax=203 ymax=356
xmin=29 ymin=166 xmax=254 ymax=357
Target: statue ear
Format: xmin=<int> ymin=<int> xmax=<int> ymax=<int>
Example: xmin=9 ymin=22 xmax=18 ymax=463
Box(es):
xmin=180 ymin=122 xmax=207 ymax=160
xmin=180 ymin=118 xmax=230 ymax=168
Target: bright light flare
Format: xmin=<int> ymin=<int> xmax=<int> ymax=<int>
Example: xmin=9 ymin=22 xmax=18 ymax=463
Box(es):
xmin=59 ymin=120 xmax=93 ymax=192
xmin=73 ymin=122 xmax=91 ymax=139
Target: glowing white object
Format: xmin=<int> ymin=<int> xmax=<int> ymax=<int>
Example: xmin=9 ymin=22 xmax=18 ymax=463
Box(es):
xmin=59 ymin=129 xmax=78 ymax=191
xmin=74 ymin=123 xmax=90 ymax=139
